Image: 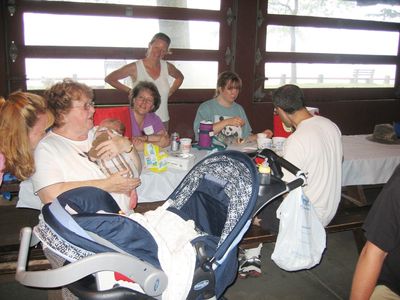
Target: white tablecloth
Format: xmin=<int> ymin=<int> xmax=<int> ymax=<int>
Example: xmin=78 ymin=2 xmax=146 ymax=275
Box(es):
xmin=136 ymin=142 xmax=258 ymax=203
xmin=137 ymin=148 xmax=208 ymax=203
xmin=342 ymin=134 xmax=400 ymax=186
xmin=17 ymin=134 xmax=399 ymax=206
xmin=136 ymin=135 xmax=400 ymax=203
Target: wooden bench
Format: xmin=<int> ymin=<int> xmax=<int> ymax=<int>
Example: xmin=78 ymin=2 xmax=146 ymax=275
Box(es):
xmin=352 ymin=69 xmax=375 ymax=84
xmin=0 ymin=243 xmax=50 ymax=275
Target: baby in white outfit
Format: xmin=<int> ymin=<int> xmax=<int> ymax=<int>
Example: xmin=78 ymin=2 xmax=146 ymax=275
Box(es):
xmin=89 ymin=118 xmax=141 ymax=209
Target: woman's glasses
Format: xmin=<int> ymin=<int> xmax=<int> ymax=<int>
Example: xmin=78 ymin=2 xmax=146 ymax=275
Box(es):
xmin=71 ymin=100 xmax=95 ymax=111
xmin=135 ymin=96 xmax=154 ymax=105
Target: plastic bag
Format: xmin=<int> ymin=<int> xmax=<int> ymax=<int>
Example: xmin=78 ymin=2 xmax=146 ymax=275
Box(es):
xmin=271 ymin=187 xmax=326 ymax=271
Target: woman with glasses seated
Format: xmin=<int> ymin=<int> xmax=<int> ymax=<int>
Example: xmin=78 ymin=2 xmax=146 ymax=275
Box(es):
xmin=130 ymin=81 xmax=170 ymax=151
xmin=31 ymin=78 xmax=141 ymax=213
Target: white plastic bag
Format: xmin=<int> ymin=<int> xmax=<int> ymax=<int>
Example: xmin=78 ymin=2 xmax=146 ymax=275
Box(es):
xmin=271 ymin=187 xmax=326 ymax=271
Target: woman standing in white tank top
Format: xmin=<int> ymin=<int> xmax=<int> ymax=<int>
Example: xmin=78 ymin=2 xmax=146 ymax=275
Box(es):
xmin=105 ymin=32 xmax=184 ymax=131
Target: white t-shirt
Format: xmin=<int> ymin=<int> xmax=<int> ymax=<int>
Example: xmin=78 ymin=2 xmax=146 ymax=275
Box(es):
xmin=31 ymin=129 xmax=130 ymax=212
xmin=134 ymin=59 xmax=170 ymax=122
xmin=282 ymin=115 xmax=343 ymax=226
xmin=17 ymin=178 xmax=42 ymax=210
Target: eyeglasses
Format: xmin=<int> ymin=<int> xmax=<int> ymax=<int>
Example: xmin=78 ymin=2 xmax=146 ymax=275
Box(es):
xmin=71 ymin=100 xmax=95 ymax=111
xmin=135 ymin=96 xmax=154 ymax=105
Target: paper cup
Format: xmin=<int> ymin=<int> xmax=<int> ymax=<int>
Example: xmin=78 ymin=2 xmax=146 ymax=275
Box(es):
xmin=257 ymin=137 xmax=272 ymax=149
xmin=257 ymin=133 xmax=267 ymax=139
xmin=180 ymin=138 xmax=192 ymax=154
xmin=272 ymin=137 xmax=287 ymax=155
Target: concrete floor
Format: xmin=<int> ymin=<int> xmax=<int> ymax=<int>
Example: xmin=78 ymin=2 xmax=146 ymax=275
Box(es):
xmin=225 ymin=230 xmax=359 ymax=300
xmin=0 ymin=231 xmax=359 ymax=300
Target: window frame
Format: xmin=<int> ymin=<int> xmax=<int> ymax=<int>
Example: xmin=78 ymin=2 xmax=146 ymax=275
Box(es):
xmin=4 ymin=0 xmax=235 ymax=105
xmin=254 ymin=1 xmax=400 ymax=103
xmin=3 ymin=0 xmax=400 ymax=105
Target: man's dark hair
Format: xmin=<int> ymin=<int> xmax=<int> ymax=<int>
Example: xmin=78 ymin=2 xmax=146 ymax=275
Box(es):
xmin=272 ymin=84 xmax=305 ymax=114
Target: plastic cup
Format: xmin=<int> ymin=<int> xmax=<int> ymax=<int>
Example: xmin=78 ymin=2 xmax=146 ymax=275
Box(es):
xmin=180 ymin=138 xmax=192 ymax=154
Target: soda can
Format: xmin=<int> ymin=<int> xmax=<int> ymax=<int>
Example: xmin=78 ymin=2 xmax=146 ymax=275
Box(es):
xmin=171 ymin=132 xmax=180 ymax=151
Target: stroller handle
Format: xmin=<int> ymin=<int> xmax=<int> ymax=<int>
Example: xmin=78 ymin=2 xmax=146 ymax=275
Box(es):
xmin=258 ymin=148 xmax=306 ymax=183
xmin=252 ymin=148 xmax=307 ymax=216
xmin=15 ymin=227 xmax=168 ymax=297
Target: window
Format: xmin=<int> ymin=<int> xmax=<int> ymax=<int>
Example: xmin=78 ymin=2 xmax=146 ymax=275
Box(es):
xmin=44 ymin=0 xmax=220 ymax=10
xmin=5 ymin=0 xmax=399 ymax=104
xmin=266 ymin=26 xmax=398 ymax=55
xmin=6 ymin=0 xmax=229 ymax=102
xmin=265 ymin=63 xmax=395 ymax=88
xmin=259 ymin=0 xmax=400 ymax=94
xmin=23 ymin=9 xmax=220 ymax=90
xmin=265 ymin=26 xmax=398 ymax=88
xmin=268 ymin=0 xmax=400 ymax=23
xmin=23 ymin=10 xmax=220 ymax=90
xmin=24 ymin=13 xmax=219 ymax=49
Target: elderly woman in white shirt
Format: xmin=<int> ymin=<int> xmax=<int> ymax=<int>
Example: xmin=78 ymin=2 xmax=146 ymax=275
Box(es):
xmin=31 ymin=78 xmax=141 ymax=213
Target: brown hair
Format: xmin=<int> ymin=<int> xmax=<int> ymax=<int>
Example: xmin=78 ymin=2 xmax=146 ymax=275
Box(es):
xmin=149 ymin=32 xmax=171 ymax=47
xmin=215 ymin=71 xmax=242 ymax=97
xmin=130 ymin=81 xmax=161 ymax=113
xmin=0 ymin=91 xmax=52 ymax=180
xmin=44 ymin=78 xmax=93 ymax=128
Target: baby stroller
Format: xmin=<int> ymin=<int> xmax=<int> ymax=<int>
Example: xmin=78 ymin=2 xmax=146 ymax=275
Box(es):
xmin=16 ymin=150 xmax=305 ymax=299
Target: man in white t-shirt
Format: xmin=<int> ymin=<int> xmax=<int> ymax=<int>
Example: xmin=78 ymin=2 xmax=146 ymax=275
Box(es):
xmin=239 ymin=84 xmax=343 ymax=278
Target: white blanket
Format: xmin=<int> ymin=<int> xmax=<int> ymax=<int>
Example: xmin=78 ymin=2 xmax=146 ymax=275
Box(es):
xmin=128 ymin=201 xmax=199 ymax=300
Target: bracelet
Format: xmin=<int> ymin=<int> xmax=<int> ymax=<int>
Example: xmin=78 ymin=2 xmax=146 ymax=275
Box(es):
xmin=125 ymin=143 xmax=134 ymax=153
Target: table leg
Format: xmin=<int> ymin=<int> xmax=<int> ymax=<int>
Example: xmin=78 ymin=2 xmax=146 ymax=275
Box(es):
xmin=341 ymin=184 xmax=383 ymax=207
xmin=341 ymin=185 xmax=368 ymax=207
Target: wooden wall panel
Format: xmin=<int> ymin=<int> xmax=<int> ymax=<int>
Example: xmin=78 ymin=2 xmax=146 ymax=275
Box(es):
xmin=246 ymin=99 xmax=400 ymax=137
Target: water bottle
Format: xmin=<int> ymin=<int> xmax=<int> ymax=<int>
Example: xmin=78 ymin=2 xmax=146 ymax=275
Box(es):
xmin=198 ymin=121 xmax=214 ymax=148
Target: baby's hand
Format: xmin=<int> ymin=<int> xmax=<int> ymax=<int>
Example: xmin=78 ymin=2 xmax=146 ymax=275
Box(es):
xmin=132 ymin=137 xmax=144 ymax=146
xmin=263 ymin=129 xmax=274 ymax=138
xmin=107 ymin=170 xmax=141 ymax=194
